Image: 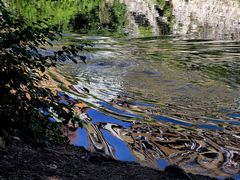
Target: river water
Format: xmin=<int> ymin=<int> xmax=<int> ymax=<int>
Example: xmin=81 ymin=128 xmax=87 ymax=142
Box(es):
xmin=51 ymin=35 xmax=240 ymax=179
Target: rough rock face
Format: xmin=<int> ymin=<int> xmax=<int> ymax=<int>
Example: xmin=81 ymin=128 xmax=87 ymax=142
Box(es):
xmin=171 ymin=0 xmax=240 ymax=39
xmin=122 ymin=0 xmax=161 ymax=37
xmin=120 ymin=0 xmax=240 ymax=39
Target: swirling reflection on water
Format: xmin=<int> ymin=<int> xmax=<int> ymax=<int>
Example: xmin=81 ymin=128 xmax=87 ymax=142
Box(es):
xmin=52 ymin=35 xmax=240 ymax=178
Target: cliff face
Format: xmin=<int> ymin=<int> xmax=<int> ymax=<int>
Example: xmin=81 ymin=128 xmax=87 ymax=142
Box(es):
xmin=121 ymin=0 xmax=240 ymax=39
xmin=171 ymin=0 xmax=240 ymax=39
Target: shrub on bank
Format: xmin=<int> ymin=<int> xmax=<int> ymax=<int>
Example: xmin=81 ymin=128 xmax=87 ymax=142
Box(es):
xmin=0 ymin=0 xmax=83 ymax=144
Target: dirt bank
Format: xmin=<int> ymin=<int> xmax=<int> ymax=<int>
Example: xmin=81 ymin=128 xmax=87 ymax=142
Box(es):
xmin=0 ymin=139 xmax=220 ymax=180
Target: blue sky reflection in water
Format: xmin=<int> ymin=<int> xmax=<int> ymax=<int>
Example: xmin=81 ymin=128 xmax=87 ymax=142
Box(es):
xmin=228 ymin=113 xmax=240 ymax=119
xmin=152 ymin=115 xmax=193 ymax=127
xmin=196 ymin=124 xmax=224 ymax=131
xmin=101 ymin=129 xmax=136 ymax=161
xmin=72 ymin=128 xmax=89 ymax=149
xmin=98 ymin=101 xmax=142 ymax=118
xmin=157 ymin=159 xmax=170 ymax=171
xmin=57 ymin=36 xmax=240 ymax=179
xmin=88 ymin=108 xmax=132 ymax=128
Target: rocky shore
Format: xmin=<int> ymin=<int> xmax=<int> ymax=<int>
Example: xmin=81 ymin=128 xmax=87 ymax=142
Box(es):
xmin=0 ymin=138 xmax=221 ymax=180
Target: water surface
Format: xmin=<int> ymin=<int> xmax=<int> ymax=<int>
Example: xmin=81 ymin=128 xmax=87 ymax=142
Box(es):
xmin=53 ymin=35 xmax=240 ymax=178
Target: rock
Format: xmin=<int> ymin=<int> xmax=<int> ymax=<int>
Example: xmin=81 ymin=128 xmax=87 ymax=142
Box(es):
xmin=12 ymin=136 xmax=20 ymax=141
xmin=47 ymin=164 xmax=58 ymax=170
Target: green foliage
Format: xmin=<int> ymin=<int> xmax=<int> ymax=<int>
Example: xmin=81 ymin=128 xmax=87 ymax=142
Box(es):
xmin=0 ymin=1 xmax=84 ymax=144
xmin=156 ymin=0 xmax=166 ymax=8
xmin=9 ymin=0 xmax=128 ymax=35
xmin=69 ymin=0 xmax=128 ymax=35
xmin=110 ymin=0 xmax=128 ymax=32
xmin=156 ymin=0 xmax=175 ymax=33
xmin=139 ymin=26 xmax=153 ymax=37
xmin=9 ymin=0 xmax=82 ymax=31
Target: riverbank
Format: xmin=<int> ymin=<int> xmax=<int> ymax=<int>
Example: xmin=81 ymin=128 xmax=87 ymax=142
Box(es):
xmin=0 ymin=138 xmax=219 ymax=180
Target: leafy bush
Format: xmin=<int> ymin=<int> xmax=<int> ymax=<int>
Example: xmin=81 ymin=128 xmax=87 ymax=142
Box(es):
xmin=69 ymin=0 xmax=128 ymax=35
xmin=0 ymin=0 xmax=84 ymax=144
